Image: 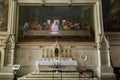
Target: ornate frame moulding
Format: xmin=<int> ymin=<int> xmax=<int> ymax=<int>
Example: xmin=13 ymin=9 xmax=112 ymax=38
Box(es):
xmin=17 ymin=0 xmax=97 ymax=5
xmin=16 ymin=4 xmax=94 ymax=42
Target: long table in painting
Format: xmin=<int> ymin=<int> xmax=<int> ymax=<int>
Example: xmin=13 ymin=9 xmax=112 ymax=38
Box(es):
xmin=36 ymin=60 xmax=78 ymax=71
xmin=23 ymin=30 xmax=91 ymax=37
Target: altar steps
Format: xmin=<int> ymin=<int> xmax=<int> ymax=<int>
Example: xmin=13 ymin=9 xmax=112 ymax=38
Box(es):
xmin=18 ymin=78 xmax=98 ymax=80
xmin=18 ymin=71 xmax=98 ymax=80
xmin=27 ymin=72 xmax=79 ymax=78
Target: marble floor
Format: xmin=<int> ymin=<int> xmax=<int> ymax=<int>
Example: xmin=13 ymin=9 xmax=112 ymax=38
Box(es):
xmin=18 ymin=71 xmax=98 ymax=80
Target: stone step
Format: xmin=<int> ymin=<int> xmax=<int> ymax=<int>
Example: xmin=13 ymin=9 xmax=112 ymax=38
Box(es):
xmin=18 ymin=77 xmax=98 ymax=80
xmin=18 ymin=71 xmax=98 ymax=80
xmin=31 ymin=71 xmax=79 ymax=75
xmin=0 ymin=67 xmax=13 ymax=73
xmin=26 ymin=74 xmax=79 ymax=78
xmin=25 ymin=72 xmax=79 ymax=78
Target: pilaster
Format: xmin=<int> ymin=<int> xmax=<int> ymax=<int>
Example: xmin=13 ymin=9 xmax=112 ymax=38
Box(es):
xmin=4 ymin=34 xmax=15 ymax=66
xmin=100 ymin=36 xmax=115 ymax=80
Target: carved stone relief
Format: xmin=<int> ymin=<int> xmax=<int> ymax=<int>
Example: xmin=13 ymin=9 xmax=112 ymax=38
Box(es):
xmin=100 ymin=36 xmax=110 ymax=66
xmin=4 ymin=34 xmax=15 ymax=66
xmin=4 ymin=42 xmax=12 ymax=66
xmin=101 ymin=53 xmax=108 ymax=66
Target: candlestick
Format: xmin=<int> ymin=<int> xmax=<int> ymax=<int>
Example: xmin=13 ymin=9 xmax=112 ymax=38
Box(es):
xmin=42 ymin=49 xmax=44 ymax=57
xmin=42 ymin=49 xmax=45 ymax=61
xmin=50 ymin=49 xmax=53 ymax=58
xmin=46 ymin=49 xmax=50 ymax=61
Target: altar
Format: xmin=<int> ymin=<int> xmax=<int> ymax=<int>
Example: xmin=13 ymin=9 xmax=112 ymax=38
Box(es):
xmin=36 ymin=60 xmax=78 ymax=71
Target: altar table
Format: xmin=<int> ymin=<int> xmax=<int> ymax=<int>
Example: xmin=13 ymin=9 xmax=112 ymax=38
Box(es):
xmin=36 ymin=60 xmax=78 ymax=71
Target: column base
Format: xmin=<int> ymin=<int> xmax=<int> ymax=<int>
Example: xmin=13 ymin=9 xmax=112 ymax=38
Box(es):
xmin=101 ymin=66 xmax=116 ymax=80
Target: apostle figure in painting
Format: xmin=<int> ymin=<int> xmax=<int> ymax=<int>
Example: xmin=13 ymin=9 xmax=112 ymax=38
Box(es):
xmin=22 ymin=22 xmax=29 ymax=31
xmin=51 ymin=21 xmax=59 ymax=31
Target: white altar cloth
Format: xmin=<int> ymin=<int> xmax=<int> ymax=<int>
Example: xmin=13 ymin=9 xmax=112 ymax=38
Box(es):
xmin=36 ymin=60 xmax=78 ymax=71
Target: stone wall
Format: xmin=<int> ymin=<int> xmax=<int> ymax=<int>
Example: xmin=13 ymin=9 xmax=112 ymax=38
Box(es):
xmin=15 ymin=44 xmax=100 ymax=76
xmin=110 ymin=46 xmax=120 ymax=67
xmin=105 ymin=32 xmax=120 ymax=67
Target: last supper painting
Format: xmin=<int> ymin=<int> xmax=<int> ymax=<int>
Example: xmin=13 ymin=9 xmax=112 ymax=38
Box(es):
xmin=17 ymin=5 xmax=95 ymax=42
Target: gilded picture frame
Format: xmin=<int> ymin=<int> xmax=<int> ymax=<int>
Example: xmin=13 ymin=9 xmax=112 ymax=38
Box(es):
xmin=17 ymin=5 xmax=95 ymax=42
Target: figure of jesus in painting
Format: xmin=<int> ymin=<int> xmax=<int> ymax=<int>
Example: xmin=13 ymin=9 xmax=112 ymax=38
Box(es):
xmin=51 ymin=20 xmax=59 ymax=32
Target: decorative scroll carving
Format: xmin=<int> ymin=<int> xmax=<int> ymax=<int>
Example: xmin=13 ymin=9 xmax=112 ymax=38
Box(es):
xmin=101 ymin=53 xmax=108 ymax=66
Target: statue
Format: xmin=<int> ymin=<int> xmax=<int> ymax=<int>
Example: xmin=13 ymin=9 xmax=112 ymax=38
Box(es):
xmin=55 ymin=48 xmax=59 ymax=59
xmin=54 ymin=41 xmax=61 ymax=60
